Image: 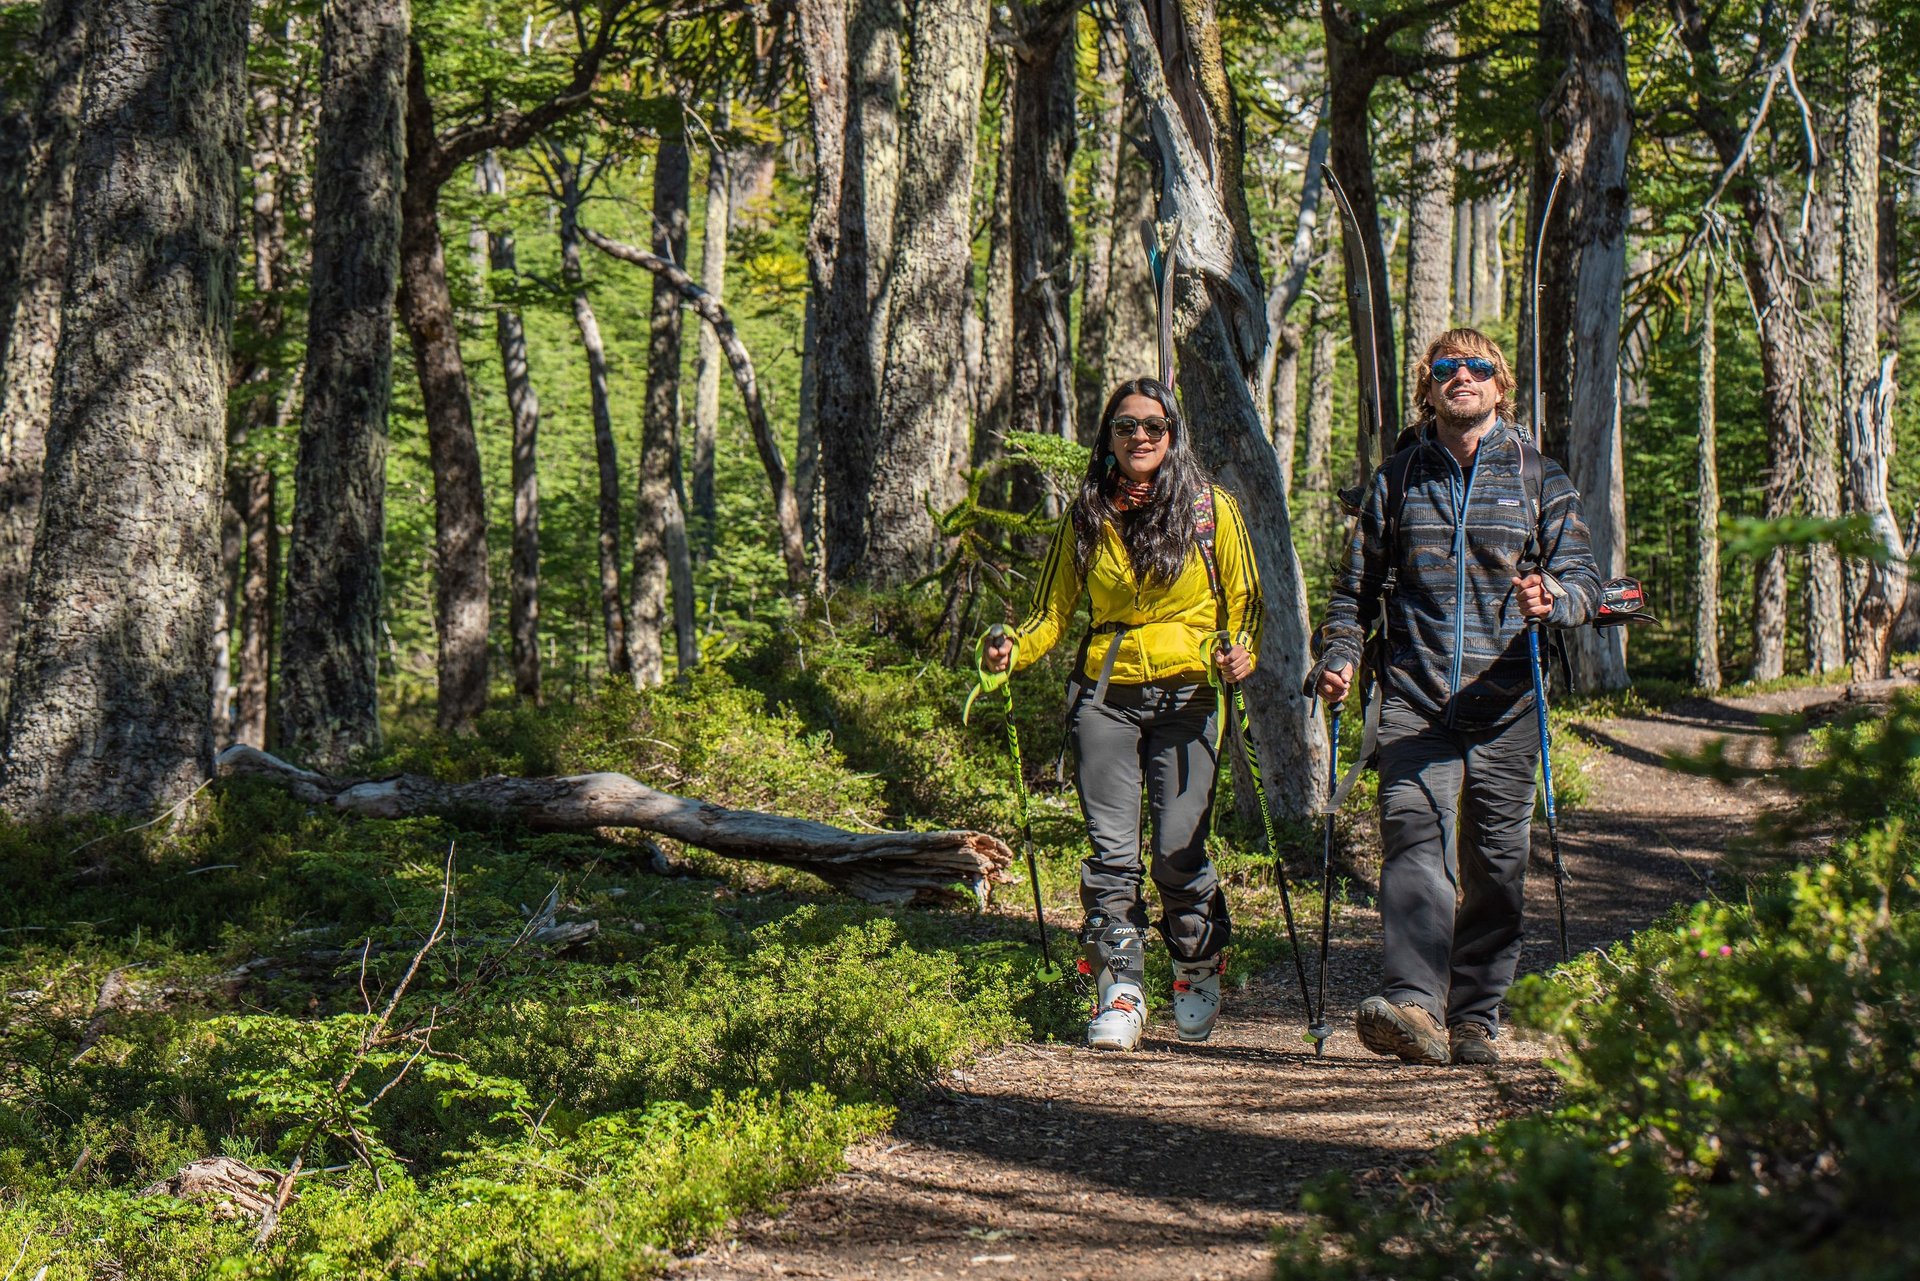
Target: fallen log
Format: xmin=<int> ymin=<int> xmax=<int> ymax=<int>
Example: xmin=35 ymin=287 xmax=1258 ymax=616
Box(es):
xmin=216 ymin=746 xmax=1014 ymax=907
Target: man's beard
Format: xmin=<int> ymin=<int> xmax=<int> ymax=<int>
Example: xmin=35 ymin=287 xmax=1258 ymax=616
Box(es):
xmin=1432 ymin=395 xmax=1496 ymax=433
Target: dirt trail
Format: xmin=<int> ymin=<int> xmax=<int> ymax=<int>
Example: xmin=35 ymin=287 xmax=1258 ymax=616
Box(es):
xmin=683 ymin=684 xmax=1860 ymax=1281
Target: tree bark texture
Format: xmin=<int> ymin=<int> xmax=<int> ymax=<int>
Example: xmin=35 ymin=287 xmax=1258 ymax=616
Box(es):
xmin=212 ymin=489 xmax=242 ymax=742
xmin=556 ymin=154 xmax=629 ymax=677
xmin=1838 ymin=3 xmax=1903 ymax=679
xmin=1257 ymin=99 xmax=1329 ymax=496
xmin=399 ymin=42 xmax=490 ymax=730
xmin=1801 ymin=341 xmax=1844 ymax=674
xmin=1104 ymin=89 xmax=1161 ymax=392
xmin=1074 ymin=29 xmax=1126 ymax=445
xmin=218 ymin=745 xmax=1016 ymax=907
xmin=796 ymin=0 xmax=902 ymax=581
xmin=1693 ymin=260 xmax=1721 ymax=690
xmin=1401 ymin=20 xmax=1455 ymax=385
xmin=0 ymin=0 xmax=87 ymax=723
xmin=692 ymin=137 xmax=731 ymax=543
xmin=279 ymin=0 xmax=406 ymax=767
xmin=975 ymin=76 xmax=1014 ymax=469
xmin=1303 ymin=282 xmax=1336 ymax=498
xmin=1319 ymin=0 xmax=1403 ymax=464
xmin=476 ymin=152 xmax=544 ymax=705
xmin=1009 ymin=5 xmax=1077 ymax=454
xmin=1531 ymin=0 xmax=1629 ymax=691
xmin=632 ymin=135 xmax=690 ymax=687
xmin=582 ymin=226 xmax=809 ymax=593
xmin=1118 ymin=0 xmax=1327 ymax=818
xmin=0 ymin=0 xmax=248 ymax=821
xmin=863 ymin=0 xmax=990 ymax=585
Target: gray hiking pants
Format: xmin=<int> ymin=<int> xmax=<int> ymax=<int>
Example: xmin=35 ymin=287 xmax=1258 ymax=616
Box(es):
xmin=1070 ymin=679 xmax=1231 ymax=963
xmin=1376 ymin=696 xmax=1539 ymax=1032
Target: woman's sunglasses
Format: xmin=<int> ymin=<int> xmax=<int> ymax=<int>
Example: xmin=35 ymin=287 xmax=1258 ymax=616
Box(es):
xmin=1430 ymin=356 xmax=1497 ymax=383
xmin=1109 ymin=415 xmax=1171 ymax=441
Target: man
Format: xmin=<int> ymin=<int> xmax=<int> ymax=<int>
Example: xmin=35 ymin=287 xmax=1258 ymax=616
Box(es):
xmin=1306 ymin=328 xmax=1599 ymax=1066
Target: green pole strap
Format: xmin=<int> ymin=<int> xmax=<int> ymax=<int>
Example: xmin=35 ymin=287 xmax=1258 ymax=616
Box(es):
xmin=968 ymin=627 xmax=1060 ymax=981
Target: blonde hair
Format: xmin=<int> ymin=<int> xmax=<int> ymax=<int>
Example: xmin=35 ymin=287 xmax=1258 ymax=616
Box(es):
xmin=1410 ymin=327 xmax=1518 ymax=432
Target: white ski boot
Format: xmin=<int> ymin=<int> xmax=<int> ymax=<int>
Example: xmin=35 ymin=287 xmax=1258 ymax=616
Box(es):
xmin=1080 ymin=917 xmax=1149 ymax=1052
xmin=1170 ymin=954 xmax=1225 ymax=1043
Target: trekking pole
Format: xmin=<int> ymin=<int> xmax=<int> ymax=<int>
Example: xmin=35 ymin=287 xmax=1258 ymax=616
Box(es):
xmin=1310 ymin=697 xmax=1343 ymax=1055
xmin=966 ymin=624 xmax=1061 ymax=980
xmin=1212 ymin=634 xmax=1320 ymax=1044
xmin=1526 ymin=621 xmax=1571 ymax=961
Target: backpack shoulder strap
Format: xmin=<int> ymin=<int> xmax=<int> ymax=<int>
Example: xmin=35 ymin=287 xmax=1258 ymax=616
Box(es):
xmin=1514 ymin=434 xmax=1549 ymax=563
xmin=1383 ymin=443 xmax=1420 ymax=563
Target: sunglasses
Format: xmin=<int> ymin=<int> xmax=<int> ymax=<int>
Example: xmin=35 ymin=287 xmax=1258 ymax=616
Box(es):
xmin=1109 ymin=415 xmax=1172 ymax=441
xmin=1430 ymin=356 xmax=1497 ymax=383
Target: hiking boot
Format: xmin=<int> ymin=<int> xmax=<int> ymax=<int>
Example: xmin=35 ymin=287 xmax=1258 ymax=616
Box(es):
xmin=1170 ymin=955 xmax=1225 ymax=1043
xmin=1086 ymin=981 xmax=1146 ymax=1051
xmin=1449 ymin=1021 xmax=1500 ymax=1066
xmin=1354 ymin=995 xmax=1449 ymax=1065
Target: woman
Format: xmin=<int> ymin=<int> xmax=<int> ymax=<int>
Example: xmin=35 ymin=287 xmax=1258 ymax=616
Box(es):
xmin=983 ymin=378 xmax=1262 ymax=1050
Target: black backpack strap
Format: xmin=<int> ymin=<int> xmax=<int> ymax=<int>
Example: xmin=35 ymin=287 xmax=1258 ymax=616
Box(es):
xmin=1191 ymin=485 xmax=1227 ymax=634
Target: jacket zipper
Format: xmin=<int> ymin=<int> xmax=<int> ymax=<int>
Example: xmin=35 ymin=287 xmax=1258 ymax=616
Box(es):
xmin=1444 ymin=435 xmax=1483 ymax=727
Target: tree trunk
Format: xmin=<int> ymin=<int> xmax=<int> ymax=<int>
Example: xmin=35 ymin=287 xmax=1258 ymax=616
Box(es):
xmin=233 ymin=466 xmax=276 ymax=749
xmin=1074 ymin=28 xmax=1126 ymax=445
xmin=975 ymin=73 xmax=1014 ymax=469
xmin=1319 ymin=0 xmax=1400 ymax=468
xmin=556 ymin=154 xmax=629 ymax=677
xmin=1118 ymin=0 xmax=1327 ymax=818
xmin=1401 ymin=20 xmax=1455 ymax=386
xmin=1009 ymin=4 xmax=1077 ymax=457
xmin=797 ymin=0 xmax=902 ymax=581
xmin=632 ymin=133 xmax=691 ymax=687
xmin=1801 ymin=341 xmax=1844 ymax=674
xmin=477 ymin=152 xmax=544 ymax=704
xmin=1 ymin=0 xmax=248 ymax=821
xmin=1451 ymin=154 xmax=1474 ymax=319
xmin=218 ymin=745 xmax=1016 ymax=908
xmin=212 ymin=487 xmax=242 ymax=741
xmin=1839 ymin=1 xmax=1904 ymax=679
xmin=1693 ymin=259 xmax=1721 ymax=690
xmin=692 ymin=131 xmax=731 ymax=545
xmin=1105 ymin=88 xmax=1161 ymax=390
xmin=279 ymin=0 xmax=406 ymax=767
xmin=862 ymin=0 xmax=990 ymax=585
xmin=1257 ymin=99 xmax=1330 ymax=499
xmin=1532 ymin=0 xmax=1629 ymax=691
xmin=0 ymin=0 xmax=87 ymax=724
xmin=398 ymin=42 xmax=489 ymax=731
xmin=1303 ymin=281 xmax=1336 ymax=497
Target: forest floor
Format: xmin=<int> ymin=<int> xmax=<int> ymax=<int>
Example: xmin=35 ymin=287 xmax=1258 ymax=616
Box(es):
xmin=680 ymin=680 xmax=1879 ymax=1281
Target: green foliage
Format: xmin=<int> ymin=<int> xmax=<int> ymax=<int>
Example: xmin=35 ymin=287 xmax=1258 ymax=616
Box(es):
xmin=1273 ymin=692 xmax=1920 ymax=1281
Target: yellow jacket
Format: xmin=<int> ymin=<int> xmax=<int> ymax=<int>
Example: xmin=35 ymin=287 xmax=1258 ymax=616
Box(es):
xmin=1011 ymin=486 xmax=1263 ymax=685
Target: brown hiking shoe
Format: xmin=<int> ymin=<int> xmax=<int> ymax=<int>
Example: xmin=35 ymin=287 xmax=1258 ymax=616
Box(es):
xmin=1354 ymin=995 xmax=1449 ymax=1065
xmin=1449 ymin=1021 xmax=1500 ymax=1066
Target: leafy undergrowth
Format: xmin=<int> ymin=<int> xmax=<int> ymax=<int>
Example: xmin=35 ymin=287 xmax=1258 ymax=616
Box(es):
xmin=1273 ymin=691 xmax=1920 ymax=1281
xmin=0 ymin=611 xmax=1106 ymax=1278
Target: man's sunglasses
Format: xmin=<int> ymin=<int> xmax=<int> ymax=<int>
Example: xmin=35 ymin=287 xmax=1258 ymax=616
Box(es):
xmin=1110 ymin=415 xmax=1172 ymax=441
xmin=1430 ymin=356 xmax=1497 ymax=383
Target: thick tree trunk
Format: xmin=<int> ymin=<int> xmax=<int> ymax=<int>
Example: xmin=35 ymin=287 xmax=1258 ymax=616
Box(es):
xmin=797 ymin=0 xmax=902 ymax=581
xmin=398 ymin=43 xmax=489 ymax=731
xmin=862 ymin=0 xmax=990 ymax=585
xmin=1319 ymin=0 xmax=1400 ymax=466
xmin=692 ymin=133 xmax=731 ymax=543
xmin=1802 ymin=343 xmax=1844 ymax=674
xmin=279 ymin=0 xmax=406 ymax=766
xmin=1119 ymin=0 xmax=1326 ymax=818
xmin=1257 ymin=101 xmax=1329 ymax=499
xmin=1693 ymin=260 xmax=1721 ymax=690
xmin=1074 ymin=30 xmax=1126 ymax=445
xmin=233 ymin=467 xmax=276 ymax=749
xmin=219 ymin=745 xmax=1016 ymax=907
xmin=0 ymin=0 xmax=87 ymax=723
xmin=1472 ymin=191 xmax=1507 ymax=322
xmin=477 ymin=152 xmax=544 ymax=705
xmin=1 ymin=0 xmax=248 ymax=821
xmin=556 ymin=159 xmax=629 ymax=677
xmin=1009 ymin=4 xmax=1077 ymax=455
xmin=1106 ymin=89 xmax=1161 ymax=389
xmin=1531 ymin=0 xmax=1630 ymax=691
xmin=1303 ymin=283 xmax=1336 ymax=497
xmin=1839 ymin=1 xmax=1904 ymax=679
xmin=1452 ymin=154 xmax=1474 ymax=318
xmin=975 ymin=77 xmax=1014 ymax=469
xmin=632 ymin=135 xmax=691 ymax=687
xmin=1401 ymin=21 xmax=1455 ymax=383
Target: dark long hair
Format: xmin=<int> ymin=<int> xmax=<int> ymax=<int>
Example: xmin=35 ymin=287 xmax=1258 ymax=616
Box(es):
xmin=1067 ymin=378 xmax=1215 ymax=589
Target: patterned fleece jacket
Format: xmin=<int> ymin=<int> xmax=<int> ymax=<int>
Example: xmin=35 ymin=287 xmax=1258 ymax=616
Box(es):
xmin=1310 ymin=421 xmax=1600 ymax=731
